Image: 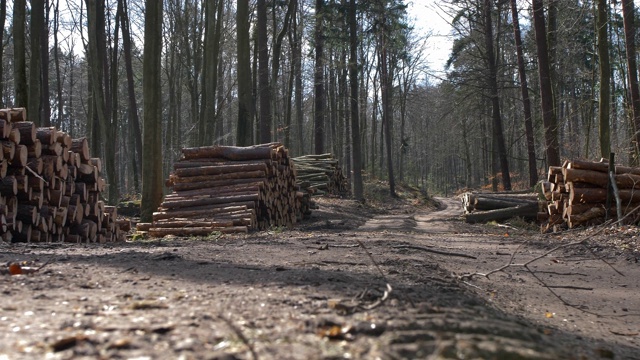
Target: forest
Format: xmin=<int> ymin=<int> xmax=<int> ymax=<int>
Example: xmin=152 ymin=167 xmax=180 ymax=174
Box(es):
xmin=0 ymin=0 xmax=639 ymax=221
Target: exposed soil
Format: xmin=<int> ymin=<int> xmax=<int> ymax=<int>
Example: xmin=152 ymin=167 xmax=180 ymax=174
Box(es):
xmin=1 ymin=184 xmax=639 ymax=359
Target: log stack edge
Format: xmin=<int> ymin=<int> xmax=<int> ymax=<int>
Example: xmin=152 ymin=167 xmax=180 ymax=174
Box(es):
xmin=146 ymin=143 xmax=309 ymax=236
xmin=0 ymin=107 xmax=128 ymax=243
xmin=541 ymin=159 xmax=640 ymax=230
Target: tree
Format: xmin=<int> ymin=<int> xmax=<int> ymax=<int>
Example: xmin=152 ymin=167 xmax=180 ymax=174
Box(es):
xmin=200 ymin=0 xmax=224 ymax=145
xmin=483 ymin=0 xmax=511 ymax=190
xmin=86 ymin=0 xmax=118 ymax=204
xmin=510 ymin=0 xmax=537 ymax=187
xmin=374 ymin=0 xmax=407 ymax=197
xmin=349 ymin=0 xmax=363 ymax=201
xmin=314 ymin=0 xmax=325 ymax=154
xmin=141 ymin=0 xmax=164 ymax=222
xmin=597 ymin=0 xmax=610 ymax=157
xmin=53 ymin=0 xmax=63 ymax=127
xmin=292 ymin=2 xmax=304 ymax=154
xmin=120 ymin=0 xmax=143 ymax=191
xmin=532 ymin=0 xmax=561 ymax=167
xmin=13 ymin=0 xmax=27 ymax=108
xmin=622 ymin=0 xmax=640 ymax=163
xmin=0 ymin=0 xmax=6 ymax=108
xmin=237 ymin=0 xmax=253 ymax=146
xmin=257 ymin=0 xmax=272 ymax=143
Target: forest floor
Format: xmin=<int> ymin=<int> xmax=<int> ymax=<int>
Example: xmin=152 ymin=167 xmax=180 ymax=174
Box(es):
xmin=1 ymin=182 xmax=640 ymax=359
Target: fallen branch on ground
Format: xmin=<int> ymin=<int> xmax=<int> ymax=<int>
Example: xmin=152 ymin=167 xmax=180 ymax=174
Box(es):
xmin=392 ymin=244 xmax=477 ymax=259
xmin=459 ymin=208 xmax=640 ymax=316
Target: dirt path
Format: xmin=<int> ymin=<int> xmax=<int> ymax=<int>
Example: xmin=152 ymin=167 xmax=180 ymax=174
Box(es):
xmin=362 ymin=196 xmax=640 ymax=359
xmin=0 ymin=196 xmax=638 ymax=359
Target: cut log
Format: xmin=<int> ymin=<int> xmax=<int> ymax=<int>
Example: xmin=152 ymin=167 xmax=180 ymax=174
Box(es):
xmin=171 ymin=175 xmax=267 ymax=191
xmin=13 ymin=121 xmax=36 ymax=145
xmin=464 ymin=202 xmax=539 ymax=223
xmin=148 ymin=226 xmax=249 ymax=237
xmin=0 ymin=107 xmax=27 ymax=122
xmin=36 ymin=127 xmax=58 ymax=145
xmin=181 ymin=144 xmax=279 ymax=161
xmin=71 ymin=137 xmax=91 ymax=161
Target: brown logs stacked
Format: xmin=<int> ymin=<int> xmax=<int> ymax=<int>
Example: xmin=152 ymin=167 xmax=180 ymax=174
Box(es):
xmin=541 ymin=159 xmax=640 ymax=229
xmin=0 ymin=107 xmax=127 ymax=243
xmin=291 ymin=154 xmax=350 ymax=196
xmin=148 ymin=143 xmax=302 ymax=237
xmin=461 ymin=191 xmax=541 ymax=223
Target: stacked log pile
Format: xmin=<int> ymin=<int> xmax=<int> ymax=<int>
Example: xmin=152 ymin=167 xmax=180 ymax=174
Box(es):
xmin=0 ymin=107 xmax=127 ymax=243
xmin=148 ymin=143 xmax=303 ymax=237
xmin=461 ymin=191 xmax=541 ymax=223
xmin=291 ymin=154 xmax=350 ymax=196
xmin=542 ymin=159 xmax=640 ymax=229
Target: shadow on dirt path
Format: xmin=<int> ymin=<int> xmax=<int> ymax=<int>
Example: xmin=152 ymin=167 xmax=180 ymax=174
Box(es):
xmin=1 ymin=195 xmax=638 ymax=359
xmin=360 ymin=197 xmax=461 ymax=233
xmin=358 ymin=196 xmax=640 ymax=359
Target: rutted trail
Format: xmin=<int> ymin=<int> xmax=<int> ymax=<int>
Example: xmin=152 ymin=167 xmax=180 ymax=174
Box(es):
xmin=358 ymin=196 xmax=640 ymax=359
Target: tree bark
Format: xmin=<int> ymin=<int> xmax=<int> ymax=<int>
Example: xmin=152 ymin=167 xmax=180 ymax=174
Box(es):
xmin=349 ymin=0 xmax=363 ymax=201
xmin=53 ymin=0 xmax=63 ymax=128
xmin=29 ymin=0 xmax=46 ymax=125
xmin=257 ymin=0 xmax=272 ymax=143
xmin=13 ymin=0 xmax=27 ymax=108
xmin=622 ymin=0 xmax=640 ymax=164
xmin=293 ymin=4 xmax=304 ymax=154
xmin=484 ymin=0 xmax=511 ymax=191
xmin=41 ymin=1 xmax=51 ymax=126
xmin=0 ymin=0 xmax=5 ymax=107
xmin=141 ymin=0 xmax=164 ymax=222
xmin=236 ymin=0 xmax=253 ymax=146
xmin=597 ymin=0 xmax=611 ymax=157
xmin=510 ymin=0 xmax=537 ymax=187
xmin=200 ymin=0 xmax=222 ymax=145
xmin=314 ymin=0 xmax=325 ymax=154
xmin=380 ymin=21 xmax=396 ymax=197
xmin=120 ymin=0 xmax=142 ymax=191
xmin=532 ymin=0 xmax=561 ymax=167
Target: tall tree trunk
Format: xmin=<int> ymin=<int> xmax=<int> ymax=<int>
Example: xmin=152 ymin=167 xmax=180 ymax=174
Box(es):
xmin=200 ymin=0 xmax=223 ymax=145
xmin=597 ymin=0 xmax=610 ymax=157
xmin=121 ymin=0 xmax=142 ymax=191
xmin=107 ymin=0 xmax=122 ymax=205
xmin=41 ymin=1 xmax=51 ymax=126
xmin=68 ymin=48 xmax=75 ymax=135
xmin=29 ymin=0 xmax=45 ymax=125
xmin=379 ymin=22 xmax=395 ymax=197
xmin=54 ymin=0 xmax=64 ymax=128
xmin=0 ymin=0 xmax=6 ymax=107
xmin=88 ymin=0 xmax=118 ymax=204
xmin=349 ymin=0 xmax=362 ymax=201
xmin=484 ymin=0 xmax=511 ymax=190
xmin=622 ymin=0 xmax=640 ymax=164
xmin=13 ymin=0 xmax=27 ymax=108
xmin=532 ymin=0 xmax=561 ymax=166
xmin=237 ymin=0 xmax=253 ymax=146
xmin=141 ymin=0 xmax=164 ymax=222
xmin=510 ymin=0 xmax=537 ymax=187
xmin=257 ymin=0 xmax=272 ymax=143
xmin=271 ymin=0 xmax=295 ymax=119
xmin=293 ymin=4 xmax=304 ymax=154
xmin=314 ymin=0 xmax=325 ymax=154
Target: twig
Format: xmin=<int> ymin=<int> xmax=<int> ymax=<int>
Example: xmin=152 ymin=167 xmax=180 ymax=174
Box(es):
xmin=217 ymin=313 xmax=258 ymax=360
xmin=361 ymin=283 xmax=393 ymax=310
xmin=546 ymin=285 xmax=594 ymax=290
xmin=355 ymin=239 xmax=389 ymax=285
xmin=460 ymin=213 xmax=636 ymax=317
xmin=354 ymin=239 xmax=409 ymax=308
xmin=392 ymin=244 xmax=477 ymax=259
xmin=25 ymin=165 xmax=49 ymax=186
